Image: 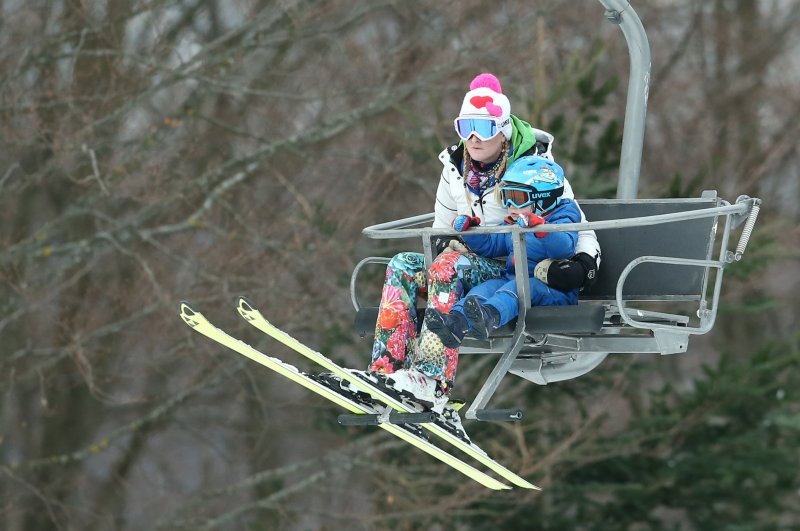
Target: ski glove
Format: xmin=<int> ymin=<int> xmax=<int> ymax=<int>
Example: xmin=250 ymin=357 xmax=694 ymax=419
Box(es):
xmin=433 ymin=236 xmax=462 ymax=255
xmin=452 ymin=215 xmax=481 ymax=232
xmin=504 ymin=212 xmax=547 ymax=238
xmin=446 ymin=239 xmax=471 ymax=254
xmin=534 ymin=252 xmax=599 ymax=291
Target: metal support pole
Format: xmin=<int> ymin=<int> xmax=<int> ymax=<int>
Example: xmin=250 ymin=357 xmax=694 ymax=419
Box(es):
xmin=598 ymin=0 xmax=651 ymax=200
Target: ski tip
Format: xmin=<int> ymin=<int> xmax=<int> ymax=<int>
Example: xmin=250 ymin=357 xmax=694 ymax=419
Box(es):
xmin=235 ymin=295 xmax=257 ymax=313
xmin=178 ymin=300 xmax=198 ymax=316
xmin=178 ymin=300 xmax=204 ymax=328
xmin=515 ymin=478 xmax=542 ymax=490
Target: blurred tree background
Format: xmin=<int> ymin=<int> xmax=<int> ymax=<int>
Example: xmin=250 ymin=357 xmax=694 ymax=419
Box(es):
xmin=1 ymin=0 xmax=798 ymax=529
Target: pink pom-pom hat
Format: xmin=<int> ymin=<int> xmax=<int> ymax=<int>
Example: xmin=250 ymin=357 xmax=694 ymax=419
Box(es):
xmin=470 ymin=73 xmax=503 ymax=93
xmin=458 ymin=72 xmax=512 ymax=140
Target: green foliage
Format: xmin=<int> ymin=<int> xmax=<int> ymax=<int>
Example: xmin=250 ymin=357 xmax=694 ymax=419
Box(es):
xmin=665 ymin=168 xmax=710 ymax=198
xmin=539 ymin=64 xmax=622 ymax=199
xmin=320 ymin=321 xmax=355 ymax=360
xmin=456 ymin=337 xmax=800 ymax=530
xmin=310 ymin=200 xmax=338 ymax=236
xmin=720 ymin=293 xmax=779 ymax=315
xmin=724 ymin=222 xmax=779 ymax=280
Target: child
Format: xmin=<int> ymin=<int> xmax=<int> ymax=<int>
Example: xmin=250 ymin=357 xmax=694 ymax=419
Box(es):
xmin=426 ymin=155 xmax=581 ymax=346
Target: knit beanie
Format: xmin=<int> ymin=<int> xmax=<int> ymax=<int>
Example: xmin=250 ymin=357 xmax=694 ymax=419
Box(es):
xmin=458 ymin=73 xmax=512 ymax=140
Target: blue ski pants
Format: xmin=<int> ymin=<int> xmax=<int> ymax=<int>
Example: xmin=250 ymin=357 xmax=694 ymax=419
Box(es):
xmin=451 ymin=274 xmax=579 ymax=327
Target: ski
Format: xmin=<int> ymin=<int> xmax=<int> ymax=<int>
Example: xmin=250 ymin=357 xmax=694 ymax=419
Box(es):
xmin=235 ymin=296 xmax=540 ymax=490
xmin=178 ymin=301 xmax=511 ymax=490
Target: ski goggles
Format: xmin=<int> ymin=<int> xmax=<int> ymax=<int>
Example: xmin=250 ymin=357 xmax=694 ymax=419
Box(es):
xmin=454 ymin=117 xmax=502 ymax=141
xmin=500 ymin=185 xmax=563 ymax=213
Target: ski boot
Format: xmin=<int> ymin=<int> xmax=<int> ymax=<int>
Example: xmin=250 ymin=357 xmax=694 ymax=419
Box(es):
xmin=463 ymin=296 xmax=501 ymax=340
xmin=424 ymin=308 xmax=468 ymax=348
xmin=384 ymin=368 xmax=449 ymax=414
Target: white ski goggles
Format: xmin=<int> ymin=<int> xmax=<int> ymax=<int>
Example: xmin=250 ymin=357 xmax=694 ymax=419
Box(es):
xmin=454 ymin=117 xmax=502 ymax=141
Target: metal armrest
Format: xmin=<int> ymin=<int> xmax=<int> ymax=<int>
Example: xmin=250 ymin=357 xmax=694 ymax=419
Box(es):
xmin=350 ymin=257 xmax=390 ymax=312
xmin=615 ymin=255 xmax=725 ymax=335
xmin=613 ymin=199 xmax=756 ymax=336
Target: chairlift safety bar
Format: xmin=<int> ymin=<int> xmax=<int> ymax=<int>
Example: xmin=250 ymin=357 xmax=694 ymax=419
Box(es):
xmin=354 ymin=197 xmax=759 ymax=312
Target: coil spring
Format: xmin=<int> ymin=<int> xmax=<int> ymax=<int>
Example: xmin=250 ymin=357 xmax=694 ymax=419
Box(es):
xmin=734 ymin=201 xmax=760 ymax=261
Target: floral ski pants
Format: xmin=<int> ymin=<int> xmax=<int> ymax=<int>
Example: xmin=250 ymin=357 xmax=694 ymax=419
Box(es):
xmin=369 ymin=250 xmax=504 ymax=390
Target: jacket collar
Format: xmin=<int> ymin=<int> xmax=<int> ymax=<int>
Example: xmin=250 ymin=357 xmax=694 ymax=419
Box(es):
xmin=446 ymin=143 xmax=465 ymax=169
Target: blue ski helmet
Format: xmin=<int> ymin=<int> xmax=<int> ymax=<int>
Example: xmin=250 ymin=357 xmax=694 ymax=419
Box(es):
xmin=499 ymin=156 xmax=565 ymax=214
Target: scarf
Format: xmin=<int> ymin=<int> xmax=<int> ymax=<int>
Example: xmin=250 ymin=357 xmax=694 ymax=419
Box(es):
xmin=464 ymin=141 xmax=509 ymax=195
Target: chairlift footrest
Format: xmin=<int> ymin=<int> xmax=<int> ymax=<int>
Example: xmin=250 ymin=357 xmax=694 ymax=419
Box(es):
xmin=337 ymin=411 xmax=437 ymax=426
xmin=474 ymin=409 xmax=523 ymax=422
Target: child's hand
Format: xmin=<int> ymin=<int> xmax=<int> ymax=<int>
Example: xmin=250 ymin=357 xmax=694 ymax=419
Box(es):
xmin=507 ymin=212 xmax=547 ymax=238
xmin=516 ymin=212 xmax=545 ymax=228
xmin=452 ymin=215 xmax=480 ymax=232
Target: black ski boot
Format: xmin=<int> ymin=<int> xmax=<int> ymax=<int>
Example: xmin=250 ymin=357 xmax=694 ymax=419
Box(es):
xmin=463 ymin=296 xmax=501 ymax=340
xmin=425 ymin=308 xmax=468 ymax=348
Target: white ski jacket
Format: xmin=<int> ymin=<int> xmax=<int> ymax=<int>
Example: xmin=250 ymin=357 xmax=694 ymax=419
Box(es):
xmin=432 ymin=140 xmax=601 ymax=261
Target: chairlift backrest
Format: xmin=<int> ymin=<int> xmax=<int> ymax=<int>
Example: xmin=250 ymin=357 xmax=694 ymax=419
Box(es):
xmin=578 ymin=196 xmax=718 ymax=301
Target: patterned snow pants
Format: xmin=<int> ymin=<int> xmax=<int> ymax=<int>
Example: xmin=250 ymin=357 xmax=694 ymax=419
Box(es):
xmin=369 ymin=250 xmax=504 ymax=390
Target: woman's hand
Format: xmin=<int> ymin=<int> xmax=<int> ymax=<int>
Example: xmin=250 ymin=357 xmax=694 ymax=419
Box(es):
xmin=452 ymin=215 xmax=481 ymax=232
xmin=446 ymin=239 xmax=471 ymax=254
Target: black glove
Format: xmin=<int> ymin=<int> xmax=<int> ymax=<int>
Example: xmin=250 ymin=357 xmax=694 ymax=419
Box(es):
xmin=534 ymin=252 xmax=599 ymax=291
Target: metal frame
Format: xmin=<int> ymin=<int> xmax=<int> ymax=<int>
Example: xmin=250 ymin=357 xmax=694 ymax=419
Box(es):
xmin=598 ymin=0 xmax=651 ymax=199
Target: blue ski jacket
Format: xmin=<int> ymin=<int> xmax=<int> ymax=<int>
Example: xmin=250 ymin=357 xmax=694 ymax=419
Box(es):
xmin=461 ymin=199 xmax=581 ymax=276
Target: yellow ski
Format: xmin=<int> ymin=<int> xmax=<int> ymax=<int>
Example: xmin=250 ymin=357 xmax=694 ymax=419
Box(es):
xmin=178 ymin=301 xmax=510 ymax=490
xmin=235 ymin=296 xmax=540 ymax=490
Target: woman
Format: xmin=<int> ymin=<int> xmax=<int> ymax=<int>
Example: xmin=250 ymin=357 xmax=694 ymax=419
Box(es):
xmin=427 ymin=156 xmax=581 ymax=347
xmin=369 ymin=73 xmax=600 ymax=410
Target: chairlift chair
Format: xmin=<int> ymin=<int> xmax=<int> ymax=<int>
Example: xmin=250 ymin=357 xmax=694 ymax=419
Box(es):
xmin=350 ymin=0 xmax=762 ymax=423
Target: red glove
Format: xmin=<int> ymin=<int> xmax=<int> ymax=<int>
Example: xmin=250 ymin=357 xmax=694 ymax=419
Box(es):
xmin=504 ymin=212 xmax=547 ymax=238
xmin=452 ymin=215 xmax=480 ymax=232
